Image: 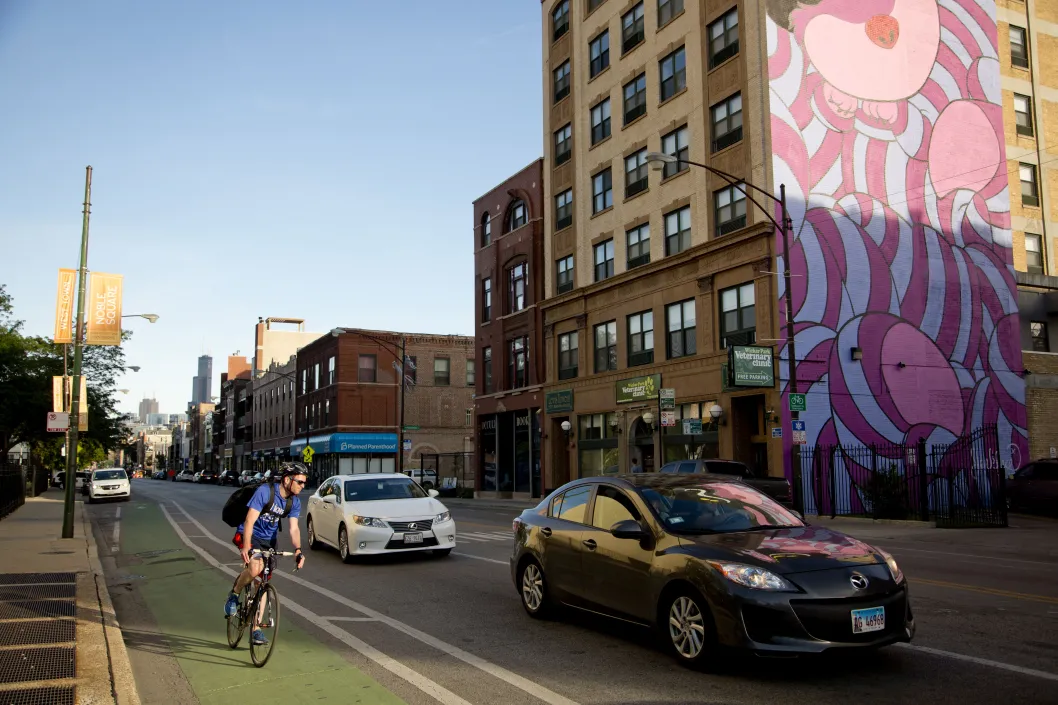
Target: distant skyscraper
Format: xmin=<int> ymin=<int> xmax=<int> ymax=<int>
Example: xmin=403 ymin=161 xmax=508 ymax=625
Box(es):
xmin=138 ymin=398 xmax=159 ymax=423
xmin=191 ymin=355 xmax=213 ymax=404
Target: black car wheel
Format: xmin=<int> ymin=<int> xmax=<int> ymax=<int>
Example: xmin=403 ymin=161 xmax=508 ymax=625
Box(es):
xmin=306 ymin=516 xmax=319 ymax=551
xmin=518 ymin=559 xmax=551 ymax=618
xmin=433 ymin=548 xmax=452 ymax=558
xmin=661 ymin=587 xmax=718 ymax=668
xmin=338 ymin=526 xmax=353 ymax=564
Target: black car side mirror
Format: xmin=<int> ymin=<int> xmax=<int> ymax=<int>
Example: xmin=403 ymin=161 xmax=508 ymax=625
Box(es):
xmin=610 ymin=519 xmax=648 ymax=540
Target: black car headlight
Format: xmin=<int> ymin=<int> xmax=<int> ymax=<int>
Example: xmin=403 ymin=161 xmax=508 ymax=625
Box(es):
xmin=878 ymin=549 xmax=904 ymax=583
xmin=708 ymin=561 xmax=795 ymax=591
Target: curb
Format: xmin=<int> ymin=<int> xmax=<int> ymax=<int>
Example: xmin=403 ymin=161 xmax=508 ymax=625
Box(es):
xmin=806 ymin=514 xmax=936 ymax=528
xmin=444 ymin=499 xmax=537 ymax=512
xmin=81 ymin=504 xmax=141 ymax=705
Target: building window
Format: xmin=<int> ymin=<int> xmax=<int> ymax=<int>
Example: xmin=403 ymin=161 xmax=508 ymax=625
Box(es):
xmin=357 ymin=354 xmax=376 ymax=383
xmin=434 ymin=357 xmax=450 ymax=386
xmin=328 ymin=356 xmax=335 ymax=385
xmin=627 ymin=224 xmax=650 ymax=269
xmin=593 ymin=168 xmax=613 ymax=213
xmin=554 ymin=123 xmax=572 ymax=165
xmin=1014 ymin=94 xmax=1034 ymax=137
xmin=661 ymin=125 xmax=688 ymax=178
xmin=627 ymin=310 xmax=654 ymax=366
xmin=666 ymin=299 xmax=696 ymax=358
xmin=621 ymin=2 xmax=644 ymax=54
xmin=588 ymin=0 xmax=606 ymax=11
xmin=1026 ymin=233 xmax=1044 ymax=275
xmin=466 ymin=409 xmax=473 ymax=426
xmin=659 ymin=46 xmax=686 ymax=101
xmin=555 ymin=189 xmax=574 ymax=230
xmin=1021 ymin=163 xmax=1039 ymax=206
xmin=508 ymin=337 xmax=528 ymax=389
xmin=324 ymin=399 xmax=330 ymax=426
xmin=466 ymin=359 xmax=475 ymax=386
xmin=508 ymin=262 xmax=527 ymax=313
xmin=658 ymin=0 xmax=683 ymax=26
xmin=594 ymin=239 xmax=615 ymax=282
xmin=591 ymin=98 xmax=611 ymax=145
xmin=594 ymin=321 xmax=618 ymax=372
xmin=1010 ymin=25 xmax=1029 ymax=69
xmin=625 ymin=149 xmax=648 ymax=198
xmin=552 ymin=0 xmax=569 ymax=41
xmin=559 ymin=332 xmax=579 ymax=380
xmin=508 ymin=200 xmax=527 ymax=230
xmin=623 ymin=73 xmax=647 ymax=124
xmin=1031 ymin=321 xmax=1049 ymax=352
xmin=314 ymin=363 xmax=320 ymax=390
xmin=715 ymin=184 xmax=747 ymax=235
xmin=482 ymin=277 xmax=492 ymax=322
xmin=481 ymin=213 xmax=491 ymax=247
xmin=720 ymin=282 xmax=756 ymax=348
xmin=482 ymin=348 xmax=493 ymax=393
xmin=711 ymin=92 xmax=743 ymax=152
xmin=557 ymin=255 xmax=574 ymax=294
xmin=554 ymin=60 xmax=571 ymax=103
xmin=407 ymin=355 xmax=417 ymax=384
xmin=708 ymin=8 xmax=739 ymax=68
xmin=664 ymin=205 xmax=691 ymax=255
xmin=590 ymin=30 xmax=610 ymax=78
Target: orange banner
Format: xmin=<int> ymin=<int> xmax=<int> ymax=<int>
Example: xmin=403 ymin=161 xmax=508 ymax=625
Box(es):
xmin=85 ymin=272 xmax=123 ymax=346
xmin=52 ymin=376 xmax=65 ymax=412
xmin=53 ymin=269 xmax=76 ymax=344
xmin=76 ymin=376 xmax=87 ymax=431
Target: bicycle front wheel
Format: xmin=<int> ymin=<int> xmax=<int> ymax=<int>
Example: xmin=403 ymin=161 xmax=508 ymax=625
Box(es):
xmin=250 ymin=583 xmax=280 ymax=667
xmin=226 ymin=586 xmax=251 ymax=649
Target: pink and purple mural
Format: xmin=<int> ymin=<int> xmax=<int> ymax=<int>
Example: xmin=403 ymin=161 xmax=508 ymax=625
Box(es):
xmin=765 ymin=0 xmax=1027 ymax=511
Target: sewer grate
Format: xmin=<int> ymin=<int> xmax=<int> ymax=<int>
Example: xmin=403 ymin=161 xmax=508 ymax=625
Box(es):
xmin=0 ymin=602 xmax=75 ymax=621
xmin=0 ymin=575 xmax=75 ymax=587
xmin=0 ymin=585 xmax=76 ymax=602
xmin=0 ymin=620 xmax=75 ymax=648
xmin=0 ymin=647 xmax=75 ymax=684
xmin=0 ymin=686 xmax=76 ymax=705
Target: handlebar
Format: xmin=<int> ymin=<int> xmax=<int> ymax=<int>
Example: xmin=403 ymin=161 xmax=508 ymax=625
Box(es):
xmin=249 ymin=549 xmax=297 ymax=557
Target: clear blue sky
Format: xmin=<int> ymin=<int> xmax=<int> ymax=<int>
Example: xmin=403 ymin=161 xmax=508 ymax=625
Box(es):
xmin=0 ymin=1 xmax=543 ymax=417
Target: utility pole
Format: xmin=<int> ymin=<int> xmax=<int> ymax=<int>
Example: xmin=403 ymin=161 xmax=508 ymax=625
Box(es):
xmin=62 ymin=166 xmax=92 ymax=539
xmin=398 ymin=336 xmax=407 ymax=474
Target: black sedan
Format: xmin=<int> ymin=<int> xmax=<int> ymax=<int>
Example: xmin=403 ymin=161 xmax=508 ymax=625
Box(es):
xmin=510 ymin=474 xmax=914 ymax=667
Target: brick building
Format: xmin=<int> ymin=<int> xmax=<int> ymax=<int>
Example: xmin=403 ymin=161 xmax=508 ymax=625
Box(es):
xmin=473 ymin=159 xmax=547 ymax=499
xmin=251 ymin=355 xmax=297 ymax=473
xmin=291 ymin=328 xmax=474 ymax=484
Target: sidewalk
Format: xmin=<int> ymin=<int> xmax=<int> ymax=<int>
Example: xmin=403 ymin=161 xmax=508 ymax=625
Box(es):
xmin=0 ymin=489 xmax=139 ymax=704
xmin=444 ymin=497 xmax=537 ymax=512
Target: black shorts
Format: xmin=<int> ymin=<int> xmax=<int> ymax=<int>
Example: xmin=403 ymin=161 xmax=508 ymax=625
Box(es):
xmin=231 ymin=531 xmax=278 ymax=554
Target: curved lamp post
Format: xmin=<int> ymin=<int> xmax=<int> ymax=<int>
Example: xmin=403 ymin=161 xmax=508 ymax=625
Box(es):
xmin=122 ymin=313 xmax=159 ymax=323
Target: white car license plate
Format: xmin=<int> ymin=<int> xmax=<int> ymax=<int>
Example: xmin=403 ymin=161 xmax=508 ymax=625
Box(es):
xmin=851 ymin=606 xmax=885 ymax=634
xmin=403 ymin=532 xmax=423 ymax=544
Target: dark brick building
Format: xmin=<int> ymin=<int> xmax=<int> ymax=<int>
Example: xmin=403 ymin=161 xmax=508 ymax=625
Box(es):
xmin=473 ymin=159 xmax=547 ymax=499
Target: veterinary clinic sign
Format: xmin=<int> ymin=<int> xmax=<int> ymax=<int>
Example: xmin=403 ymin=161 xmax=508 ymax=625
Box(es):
xmin=728 ymin=346 xmax=775 ymax=388
xmin=85 ymin=272 xmax=123 ymax=346
xmin=616 ymin=373 xmax=661 ymax=403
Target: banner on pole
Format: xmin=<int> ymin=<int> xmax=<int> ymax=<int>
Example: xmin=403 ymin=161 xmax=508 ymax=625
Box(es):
xmin=53 ymin=268 xmax=76 ymax=344
xmin=52 ymin=376 xmax=65 ymax=412
xmin=72 ymin=376 xmax=88 ymax=431
xmin=85 ymin=272 xmax=123 ymax=346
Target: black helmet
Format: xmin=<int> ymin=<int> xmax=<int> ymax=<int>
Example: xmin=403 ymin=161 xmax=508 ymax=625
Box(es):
xmin=279 ymin=461 xmax=309 ymax=478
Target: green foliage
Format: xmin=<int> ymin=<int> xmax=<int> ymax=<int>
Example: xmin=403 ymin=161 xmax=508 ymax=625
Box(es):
xmin=863 ymin=463 xmax=911 ymax=520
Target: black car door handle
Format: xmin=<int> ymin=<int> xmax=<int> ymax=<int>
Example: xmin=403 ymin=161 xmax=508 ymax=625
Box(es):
xmin=582 ymin=539 xmax=597 ymax=550
xmin=540 ymin=527 xmax=552 ymax=538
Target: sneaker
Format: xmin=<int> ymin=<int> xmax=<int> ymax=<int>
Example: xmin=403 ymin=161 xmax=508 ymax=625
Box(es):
xmin=224 ymin=593 xmax=239 ymax=617
xmin=251 ymin=629 xmax=269 ymax=646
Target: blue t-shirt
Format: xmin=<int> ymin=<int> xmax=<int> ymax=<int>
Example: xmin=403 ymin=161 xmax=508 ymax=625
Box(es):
xmin=238 ymin=484 xmax=301 ymax=542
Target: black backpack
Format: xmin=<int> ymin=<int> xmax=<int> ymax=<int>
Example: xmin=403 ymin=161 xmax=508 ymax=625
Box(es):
xmin=222 ymin=481 xmax=293 ymax=528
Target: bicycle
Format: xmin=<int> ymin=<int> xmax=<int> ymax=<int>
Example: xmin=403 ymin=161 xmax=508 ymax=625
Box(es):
xmin=225 ymin=548 xmax=298 ymax=667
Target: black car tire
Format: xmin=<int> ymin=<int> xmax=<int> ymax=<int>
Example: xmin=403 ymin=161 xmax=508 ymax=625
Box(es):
xmin=306 ymin=516 xmax=320 ymax=551
xmin=433 ymin=548 xmax=452 ymax=557
xmin=659 ymin=586 xmax=719 ymax=670
xmin=338 ymin=526 xmax=354 ymax=564
xmin=518 ymin=558 xmax=552 ymax=619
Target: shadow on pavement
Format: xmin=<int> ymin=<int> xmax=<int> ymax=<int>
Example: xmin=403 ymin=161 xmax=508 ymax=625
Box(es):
xmin=119 ymin=626 xmax=262 ymax=669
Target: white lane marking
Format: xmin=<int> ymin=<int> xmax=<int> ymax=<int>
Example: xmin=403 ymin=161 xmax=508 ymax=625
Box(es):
xmin=881 ymin=544 xmax=1058 ymax=568
xmin=454 ymin=553 xmax=508 ymax=566
xmin=323 ymin=617 xmax=380 ymax=622
xmin=895 ymin=644 xmax=1058 ymax=682
xmin=171 ymin=502 xmax=580 ymax=705
xmin=158 ymin=504 xmax=473 ymax=705
xmin=111 ymin=507 xmax=121 ymax=551
xmin=458 ymin=533 xmax=512 ymax=542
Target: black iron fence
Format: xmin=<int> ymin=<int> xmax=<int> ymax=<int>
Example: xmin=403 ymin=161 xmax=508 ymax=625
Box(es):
xmin=419 ymin=452 xmax=474 ymax=497
xmin=0 ymin=466 xmax=26 ymax=521
xmin=798 ymin=425 xmax=1007 ymax=528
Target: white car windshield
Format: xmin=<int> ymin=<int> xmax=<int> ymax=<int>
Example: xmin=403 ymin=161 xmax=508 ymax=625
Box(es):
xmin=92 ymin=470 xmax=127 ymax=482
xmin=344 ymin=478 xmax=427 ymax=502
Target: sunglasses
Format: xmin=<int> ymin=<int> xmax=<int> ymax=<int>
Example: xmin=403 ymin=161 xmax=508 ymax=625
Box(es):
xmin=290 ymin=479 xmax=306 ymax=486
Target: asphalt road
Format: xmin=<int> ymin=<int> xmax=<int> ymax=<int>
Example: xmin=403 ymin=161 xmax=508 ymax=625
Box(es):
xmin=89 ymin=479 xmax=1058 ymax=705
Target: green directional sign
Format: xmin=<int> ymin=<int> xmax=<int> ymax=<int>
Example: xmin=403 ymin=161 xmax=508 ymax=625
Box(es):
xmin=659 ymin=388 xmax=676 ymax=410
xmin=788 ymin=393 xmax=807 ymax=412
xmin=402 ymin=425 xmax=420 ymax=431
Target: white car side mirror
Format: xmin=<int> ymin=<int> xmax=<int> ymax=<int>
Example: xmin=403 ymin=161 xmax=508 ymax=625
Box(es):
xmin=428 ymin=489 xmax=439 ymax=498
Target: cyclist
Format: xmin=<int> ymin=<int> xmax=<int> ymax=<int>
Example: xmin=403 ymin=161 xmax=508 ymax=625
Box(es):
xmin=224 ymin=462 xmax=308 ymax=645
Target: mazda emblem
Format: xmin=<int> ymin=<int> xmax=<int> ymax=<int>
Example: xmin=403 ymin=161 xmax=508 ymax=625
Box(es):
xmin=850 ymin=574 xmax=869 ymax=590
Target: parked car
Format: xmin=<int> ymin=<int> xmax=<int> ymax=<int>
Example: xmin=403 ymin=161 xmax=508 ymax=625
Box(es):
xmin=511 ymin=474 xmax=913 ymax=667
xmin=1008 ymin=459 xmax=1058 ymax=516
xmin=218 ymin=470 xmax=240 ymax=486
xmin=153 ymin=470 xmax=167 ymax=480
xmin=305 ymin=473 xmax=456 ymax=561
xmin=658 ymin=459 xmax=793 ymax=507
xmin=198 ymin=468 xmax=218 ymax=484
xmin=87 ymin=469 xmax=131 ymax=503
xmin=173 ymin=469 xmax=195 ymax=482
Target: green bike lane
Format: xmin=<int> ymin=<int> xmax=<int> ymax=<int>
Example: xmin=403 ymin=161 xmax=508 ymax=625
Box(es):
xmin=116 ymin=499 xmax=406 ymax=705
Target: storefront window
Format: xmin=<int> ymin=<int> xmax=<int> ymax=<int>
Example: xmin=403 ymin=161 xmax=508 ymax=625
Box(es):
xmin=578 ymin=412 xmax=618 ymax=477
xmin=515 ymin=410 xmax=531 ymax=493
xmin=480 ymin=416 xmax=497 ymax=492
xmin=662 ymin=401 xmax=719 ymax=463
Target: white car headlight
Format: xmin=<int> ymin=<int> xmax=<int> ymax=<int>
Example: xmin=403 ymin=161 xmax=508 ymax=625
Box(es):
xmin=351 ymin=515 xmax=388 ymax=529
xmin=878 ymin=549 xmax=904 ymax=583
xmin=435 ymin=510 xmax=451 ymax=523
xmin=708 ymin=562 xmax=795 ymax=591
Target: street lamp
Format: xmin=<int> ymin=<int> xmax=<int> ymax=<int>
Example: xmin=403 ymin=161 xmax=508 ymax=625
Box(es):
xmin=126 ymin=366 xmax=140 ymax=372
xmin=123 ymin=314 xmax=159 ymax=323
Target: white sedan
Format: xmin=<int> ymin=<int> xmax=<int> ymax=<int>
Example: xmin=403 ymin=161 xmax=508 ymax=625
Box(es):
xmin=305 ymin=473 xmax=457 ymax=561
xmin=87 ymin=469 xmax=131 ymax=503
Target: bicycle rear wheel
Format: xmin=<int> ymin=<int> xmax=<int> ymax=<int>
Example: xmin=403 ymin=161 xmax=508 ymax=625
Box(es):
xmin=249 ymin=584 xmax=280 ymax=667
xmin=226 ymin=586 xmax=251 ymax=649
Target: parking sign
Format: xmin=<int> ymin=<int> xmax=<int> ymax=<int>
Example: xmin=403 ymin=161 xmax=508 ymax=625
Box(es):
xmin=791 ymin=420 xmax=807 ymax=445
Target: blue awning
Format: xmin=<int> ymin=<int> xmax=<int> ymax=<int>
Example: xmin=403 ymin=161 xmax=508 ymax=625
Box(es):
xmin=288 ymin=433 xmax=398 ymax=456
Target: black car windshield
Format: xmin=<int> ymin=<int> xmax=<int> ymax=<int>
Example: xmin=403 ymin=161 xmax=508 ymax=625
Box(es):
xmin=344 ymin=478 xmax=427 ymax=502
xmin=92 ymin=470 xmax=127 ymax=481
xmin=637 ymin=482 xmax=803 ymax=533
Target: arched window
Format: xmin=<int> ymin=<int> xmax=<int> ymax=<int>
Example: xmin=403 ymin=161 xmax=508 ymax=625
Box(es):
xmin=481 ymin=213 xmax=492 ymax=247
xmin=507 ymin=200 xmax=527 ymax=232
